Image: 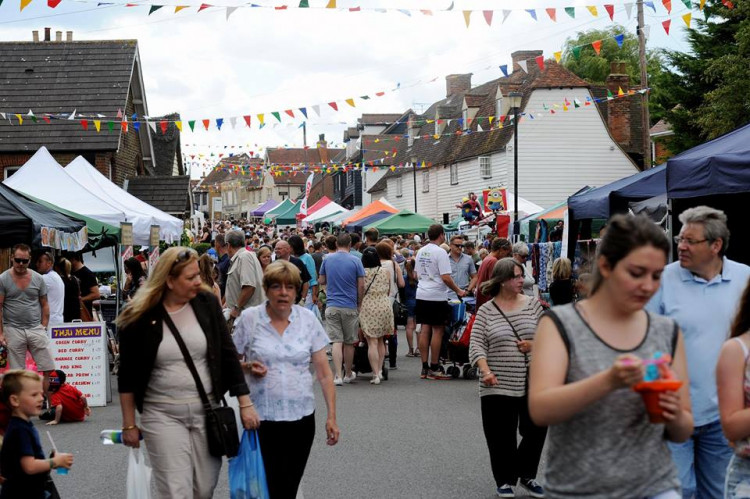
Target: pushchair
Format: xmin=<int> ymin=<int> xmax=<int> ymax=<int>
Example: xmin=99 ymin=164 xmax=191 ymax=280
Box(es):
xmin=443 ymin=297 xmax=478 ymax=380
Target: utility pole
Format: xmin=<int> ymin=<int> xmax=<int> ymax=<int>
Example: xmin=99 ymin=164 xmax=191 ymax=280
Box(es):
xmin=302 ymin=121 xmax=307 ymax=148
xmin=637 ymin=0 xmax=652 ymax=168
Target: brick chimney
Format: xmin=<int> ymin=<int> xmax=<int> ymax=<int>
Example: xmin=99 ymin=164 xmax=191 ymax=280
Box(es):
xmin=44 ymin=27 xmax=51 ymax=42
xmin=606 ymin=61 xmax=631 ymax=146
xmin=408 ymin=113 xmax=419 ymax=147
xmin=317 ymin=133 xmax=329 ymax=163
xmin=511 ymin=50 xmax=543 ymax=73
xmin=446 ymin=74 xmax=472 ymax=97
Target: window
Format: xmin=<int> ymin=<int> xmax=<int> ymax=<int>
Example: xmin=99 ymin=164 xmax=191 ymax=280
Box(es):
xmin=496 ymin=97 xmax=503 ymax=119
xmin=396 ymin=176 xmax=403 ymax=197
xmin=479 ymin=156 xmax=492 ymax=179
xmin=3 ymin=166 xmax=20 ymax=179
xmin=462 ymin=108 xmax=469 ymax=130
xmin=422 ymin=171 xmax=430 ymax=193
xmin=450 ymin=164 xmax=459 ymax=185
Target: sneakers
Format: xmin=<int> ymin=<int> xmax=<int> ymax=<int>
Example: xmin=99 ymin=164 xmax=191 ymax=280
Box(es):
xmin=370 ymin=374 xmax=381 ymax=385
xmin=389 ymin=364 xmax=398 ymax=370
xmin=420 ymin=368 xmax=428 ymax=379
xmin=496 ymin=484 xmax=514 ymax=498
xmin=333 ymin=376 xmax=343 ymax=386
xmin=343 ymin=372 xmax=356 ymax=384
xmin=518 ymin=479 xmax=544 ymax=498
xmin=426 ymin=368 xmax=452 ymax=380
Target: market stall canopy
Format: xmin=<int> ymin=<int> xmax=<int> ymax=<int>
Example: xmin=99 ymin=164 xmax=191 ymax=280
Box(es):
xmin=365 ymin=210 xmax=438 ymax=235
xmin=65 ymin=156 xmax=183 ymax=243
xmin=500 ymin=191 xmax=544 ymax=218
xmin=345 ymin=210 xmax=394 ymax=233
xmin=263 ymin=198 xmax=294 ymax=223
xmin=629 ymin=193 xmax=668 ymax=223
xmin=667 ymin=122 xmax=750 ymax=198
xmin=297 ymin=196 xmax=331 ymax=221
xmin=342 ymin=199 xmax=398 ymax=226
xmin=610 ymin=164 xmax=666 ymax=214
xmin=302 ymin=200 xmax=348 ymax=224
xmin=274 ymin=201 xmax=302 ymax=226
xmin=252 ymin=199 xmax=279 ymax=217
xmin=0 ymin=183 xmax=86 ymax=249
xmin=4 ymin=147 xmax=129 ymax=231
xmin=31 ymin=198 xmax=120 ymax=249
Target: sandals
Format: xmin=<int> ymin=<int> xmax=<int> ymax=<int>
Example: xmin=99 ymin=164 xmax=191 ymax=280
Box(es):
xmin=406 ymin=350 xmax=421 ymax=358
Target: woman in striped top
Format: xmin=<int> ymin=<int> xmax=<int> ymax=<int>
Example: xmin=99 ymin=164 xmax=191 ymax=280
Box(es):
xmin=469 ymin=257 xmax=547 ymax=498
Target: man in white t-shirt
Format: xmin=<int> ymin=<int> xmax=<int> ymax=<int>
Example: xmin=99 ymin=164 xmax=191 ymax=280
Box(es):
xmin=36 ymin=252 xmax=64 ymax=325
xmin=415 ymin=224 xmax=465 ymax=380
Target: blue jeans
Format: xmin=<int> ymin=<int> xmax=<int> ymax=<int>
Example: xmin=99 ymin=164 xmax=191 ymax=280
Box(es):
xmin=669 ymin=419 xmax=733 ymax=498
xmin=725 ymin=455 xmax=750 ymax=498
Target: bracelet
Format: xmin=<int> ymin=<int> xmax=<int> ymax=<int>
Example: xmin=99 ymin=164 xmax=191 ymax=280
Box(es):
xmin=239 ymin=403 xmax=254 ymax=409
xmin=49 ymin=458 xmax=56 ymax=470
xmin=122 ymin=424 xmax=138 ymax=431
xmin=480 ymin=371 xmax=492 ymax=377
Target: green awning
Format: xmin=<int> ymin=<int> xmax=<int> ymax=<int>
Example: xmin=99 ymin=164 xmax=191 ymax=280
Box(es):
xmin=275 ymin=201 xmax=301 ymax=225
xmin=364 ymin=210 xmax=437 ymax=235
xmin=31 ymin=196 xmax=120 ymax=249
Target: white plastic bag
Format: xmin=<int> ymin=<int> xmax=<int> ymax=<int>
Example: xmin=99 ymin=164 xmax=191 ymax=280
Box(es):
xmin=126 ymin=447 xmax=152 ymax=499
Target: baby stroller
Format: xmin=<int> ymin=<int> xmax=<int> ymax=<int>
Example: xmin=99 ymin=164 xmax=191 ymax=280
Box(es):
xmin=352 ymin=338 xmax=389 ymax=380
xmin=444 ymin=298 xmax=478 ymax=380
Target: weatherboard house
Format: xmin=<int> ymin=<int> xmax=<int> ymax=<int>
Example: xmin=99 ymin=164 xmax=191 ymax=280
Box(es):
xmin=366 ymin=50 xmax=641 ymax=223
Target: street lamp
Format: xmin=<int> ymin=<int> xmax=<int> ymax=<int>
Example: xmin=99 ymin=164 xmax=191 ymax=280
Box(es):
xmin=508 ymin=91 xmax=523 ymax=239
xmin=411 ymin=156 xmax=418 ymax=213
xmin=287 ymin=178 xmax=291 ymax=200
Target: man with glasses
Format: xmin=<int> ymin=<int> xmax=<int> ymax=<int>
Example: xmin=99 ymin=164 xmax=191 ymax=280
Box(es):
xmin=647 ymin=206 xmax=750 ymax=498
xmin=0 ymin=243 xmax=55 ymax=393
xmin=447 ymin=235 xmax=477 ymax=300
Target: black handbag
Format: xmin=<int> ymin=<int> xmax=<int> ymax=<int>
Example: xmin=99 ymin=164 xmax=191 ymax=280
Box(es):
xmin=162 ymin=308 xmax=240 ymax=458
xmin=393 ymin=300 xmax=408 ymax=327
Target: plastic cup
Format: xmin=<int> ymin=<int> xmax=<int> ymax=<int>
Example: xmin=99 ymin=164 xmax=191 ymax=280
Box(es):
xmin=633 ymin=380 xmax=683 ymax=423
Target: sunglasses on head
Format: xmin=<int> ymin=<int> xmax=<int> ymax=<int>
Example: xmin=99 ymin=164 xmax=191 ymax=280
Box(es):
xmin=13 ymin=258 xmax=29 ymax=264
xmin=174 ymin=248 xmax=197 ymax=264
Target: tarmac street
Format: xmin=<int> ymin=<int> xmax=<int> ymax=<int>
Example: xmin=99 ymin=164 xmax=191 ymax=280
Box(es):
xmin=41 ymin=329 xmax=543 ymax=498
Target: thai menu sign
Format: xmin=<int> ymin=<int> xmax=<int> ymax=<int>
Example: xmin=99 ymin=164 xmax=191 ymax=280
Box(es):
xmin=48 ymin=323 xmax=108 ymax=407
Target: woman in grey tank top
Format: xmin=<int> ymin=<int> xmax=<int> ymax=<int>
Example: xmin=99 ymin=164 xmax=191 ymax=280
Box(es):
xmin=528 ymin=215 xmax=694 ymax=498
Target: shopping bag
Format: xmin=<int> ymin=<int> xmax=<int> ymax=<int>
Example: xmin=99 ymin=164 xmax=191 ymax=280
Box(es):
xmin=229 ymin=430 xmax=270 ymax=499
xmin=126 ymin=447 xmax=152 ymax=499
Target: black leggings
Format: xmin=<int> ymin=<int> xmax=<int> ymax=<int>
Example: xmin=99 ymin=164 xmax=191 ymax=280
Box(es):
xmin=257 ymin=413 xmax=316 ymax=499
xmin=480 ymin=395 xmax=547 ymax=487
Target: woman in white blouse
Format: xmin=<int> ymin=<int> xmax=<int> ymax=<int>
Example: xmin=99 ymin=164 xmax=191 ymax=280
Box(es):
xmin=233 ymin=260 xmax=339 ymax=498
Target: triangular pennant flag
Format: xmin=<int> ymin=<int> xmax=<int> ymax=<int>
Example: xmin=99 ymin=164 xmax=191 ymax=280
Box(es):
xmin=682 ymin=12 xmax=692 ymax=27
xmin=525 ymin=9 xmax=537 ymax=20
xmin=446 ymin=1 xmax=453 ymax=10
xmin=174 ymin=5 xmax=188 ymax=12
xmin=285 ymin=110 xmax=295 ymax=118
xmin=48 ymin=0 xmax=61 ymax=7
xmin=117 ymin=109 xmax=123 ymax=119
xmin=42 ymin=115 xmax=50 ymax=123
xmin=328 ymin=102 xmax=338 ymax=111
xmin=202 ymin=119 xmax=210 ymax=130
xmin=462 ymin=10 xmax=471 ymax=27
xmin=554 ymin=51 xmax=562 ymax=63
xmin=662 ymin=0 xmax=672 ymax=13
xmin=572 ymin=46 xmax=582 ymax=59
xmin=499 ymin=65 xmax=508 ymax=77
xmin=624 ymin=2 xmax=634 ymax=18
xmin=592 ymin=40 xmax=603 ymax=55
xmin=160 ymin=121 xmax=168 ymax=134
xmin=20 ymin=0 xmax=32 ymax=11
xmin=586 ymin=6 xmax=598 ymax=16
xmin=662 ymin=19 xmax=671 ymax=34
xmin=229 ymin=117 xmax=237 ymax=129
xmin=226 ymin=6 xmax=238 ymax=19
xmin=565 ymin=6 xmax=575 ymax=17
xmin=94 ymin=120 xmax=101 ymax=132
xmin=615 ymin=33 xmax=625 ymax=47
xmin=175 ymin=121 xmax=182 ymax=131
xmin=312 ymin=105 xmax=320 ymax=117
xmin=699 ymin=0 xmax=705 ymax=9
xmin=345 ymin=98 xmax=355 ymax=108
xmin=271 ymin=112 xmax=281 ymax=122
xmin=502 ymin=10 xmax=511 ymax=22
xmin=483 ymin=10 xmax=493 ymax=26
xmin=420 ymin=10 xmax=433 ymax=16
xmin=607 ymin=89 xmax=614 ymax=99
xmin=574 ymin=99 xmax=581 ymax=108
xmin=107 ymin=121 xmax=114 ymax=132
xmin=518 ymin=60 xmax=528 ymax=73
xmin=489 ymin=116 xmax=495 ymax=124
xmin=81 ymin=120 xmax=89 ymax=131
xmin=298 ymin=0 xmax=308 ymax=6
xmin=644 ymin=1 xmax=656 ymax=12
xmin=121 ymin=120 xmax=128 ymax=133
xmin=147 ymin=121 xmax=156 ymax=133
xmin=148 ymin=5 xmax=162 ymax=14
xmin=243 ymin=115 xmax=251 ymax=127
xmin=604 ymin=4 xmax=614 ymax=20
xmin=643 ymin=25 xmax=651 ymax=39
xmin=299 ymin=108 xmax=308 ymax=119
xmin=681 ymin=0 xmax=691 ymax=7
xmin=325 ymin=0 xmax=334 ymax=8
xmin=397 ymin=9 xmax=411 ymax=16
xmin=546 ymin=8 xmax=557 ymax=21
xmin=198 ymin=3 xmax=211 ymax=12
xmin=216 ymin=118 xmax=223 ymax=130
xmin=535 ymin=55 xmax=545 ymax=72
xmin=258 ymin=114 xmax=265 ymax=125
xmin=618 ymin=86 xmax=625 ymax=96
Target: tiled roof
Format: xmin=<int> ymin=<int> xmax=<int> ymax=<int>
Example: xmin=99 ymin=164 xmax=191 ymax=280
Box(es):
xmin=0 ymin=40 xmax=138 ymax=152
xmin=270 ymin=171 xmax=309 ymax=185
xmin=464 ymin=94 xmax=487 ymax=107
xmin=126 ymin=175 xmax=191 ymax=215
xmin=358 ymin=113 xmax=404 ymax=126
xmin=650 ymin=118 xmax=673 ymax=136
xmin=149 ymin=112 xmax=183 ymax=176
xmin=266 ymin=147 xmax=343 ymax=165
xmin=197 ymin=153 xmax=258 ymax=188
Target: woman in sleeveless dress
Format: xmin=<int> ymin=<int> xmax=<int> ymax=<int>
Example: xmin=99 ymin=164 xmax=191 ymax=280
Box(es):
xmin=359 ymin=247 xmax=393 ymax=385
xmin=718 ymin=282 xmax=750 ymax=498
xmin=529 ymin=214 xmax=693 ymax=499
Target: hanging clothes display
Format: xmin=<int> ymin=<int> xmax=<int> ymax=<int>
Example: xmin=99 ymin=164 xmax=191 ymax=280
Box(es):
xmin=525 ymin=241 xmax=563 ymax=292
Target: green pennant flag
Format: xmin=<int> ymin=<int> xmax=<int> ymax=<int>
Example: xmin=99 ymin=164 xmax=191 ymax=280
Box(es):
xmin=681 ymin=0 xmax=691 ymax=8
xmin=31 ymin=116 xmax=37 ymax=123
xmin=607 ymin=89 xmax=614 ymax=99
xmin=107 ymin=121 xmax=114 ymax=132
xmin=272 ymin=112 xmax=281 ymax=123
xmin=565 ymin=7 xmax=575 ymax=17
xmin=574 ymin=100 xmax=580 ymax=108
xmin=188 ymin=120 xmax=196 ymax=131
xmin=299 ymin=0 xmax=308 ymax=6
xmin=572 ymin=46 xmax=581 ymax=59
xmin=149 ymin=5 xmax=162 ymax=14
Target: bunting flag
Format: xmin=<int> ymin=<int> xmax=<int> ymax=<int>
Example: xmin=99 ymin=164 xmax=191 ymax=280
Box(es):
xmin=325 ymin=0 xmax=334 ymax=8
xmin=682 ymin=12 xmax=692 ymax=26
xmin=197 ymin=3 xmax=211 ymax=11
xmin=312 ymin=105 xmax=320 ymax=117
xmin=526 ymin=9 xmax=537 ymax=20
xmin=148 ymin=4 xmax=162 ymax=14
xmin=546 ymin=8 xmax=556 ymax=21
xmin=243 ymin=115 xmax=251 ymax=127
xmin=160 ymin=120 xmax=168 ymax=134
xmin=328 ymin=102 xmax=338 ymax=111
xmin=48 ymin=0 xmax=61 ymax=7
xmin=462 ymin=10 xmax=471 ymax=27
xmin=624 ymin=2 xmax=634 ymax=18
xmin=216 ymin=118 xmax=223 ymax=130
xmin=662 ymin=0 xmax=672 ymax=13
xmin=499 ymin=65 xmax=509 ymax=77
xmin=188 ymin=120 xmax=195 ymax=131
xmin=80 ymin=119 xmax=88 ymax=131
xmin=502 ymin=9 xmax=511 ymax=23
xmin=20 ymin=0 xmax=32 ymax=10
xmin=572 ymin=46 xmax=582 ymax=59
xmin=615 ymin=33 xmax=625 ymax=47
xmin=604 ymin=4 xmax=614 ymax=20
xmin=284 ymin=109 xmax=295 ymax=118
xmin=565 ymin=6 xmax=575 ymax=17
xmin=662 ymin=18 xmax=671 ymax=33
xmin=592 ymin=40 xmax=602 ymax=55
xmin=586 ymin=5 xmax=598 ymax=16
xmin=258 ymin=114 xmax=265 ymax=125
xmin=518 ymin=60 xmax=528 ymax=73
xmin=202 ymin=119 xmax=210 ymax=130
xmin=618 ymin=86 xmax=625 ymax=96
xmin=681 ymin=0 xmax=691 ymax=8
xmin=299 ymin=108 xmax=308 ymax=119
xmin=554 ymin=51 xmax=562 ymax=63
xmin=225 ymin=6 xmax=238 ymax=19
xmin=345 ymin=98 xmax=356 ymax=108
xmin=174 ymin=5 xmax=187 ymax=12
xmin=272 ymin=111 xmax=281 ymax=122
xmin=175 ymin=121 xmax=182 ymax=131
xmin=94 ymin=120 xmax=101 ymax=132
xmin=483 ymin=10 xmax=493 ymax=26
xmin=298 ymin=0 xmax=307 ymax=6
xmin=645 ymin=1 xmax=656 ymax=12
xmin=535 ymin=55 xmax=545 ymax=72
xmin=700 ymin=0 xmax=705 ymax=9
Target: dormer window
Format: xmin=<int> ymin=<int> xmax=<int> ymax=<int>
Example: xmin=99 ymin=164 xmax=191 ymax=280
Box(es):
xmin=495 ymin=86 xmax=505 ymax=118
xmin=462 ymin=107 xmax=469 ymax=130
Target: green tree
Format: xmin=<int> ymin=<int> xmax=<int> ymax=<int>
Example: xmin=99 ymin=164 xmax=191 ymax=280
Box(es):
xmin=655 ymin=0 xmax=750 ymax=152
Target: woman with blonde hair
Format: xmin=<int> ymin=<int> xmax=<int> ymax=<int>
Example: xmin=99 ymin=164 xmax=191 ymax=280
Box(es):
xmin=256 ymin=246 xmax=272 ymax=273
xmin=117 ymin=247 xmax=259 ymax=499
xmin=198 ymin=253 xmax=222 ymax=303
xmin=548 ymin=257 xmax=574 ymax=306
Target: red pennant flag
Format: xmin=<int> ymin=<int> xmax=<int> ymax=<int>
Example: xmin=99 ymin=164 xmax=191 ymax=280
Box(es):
xmin=243 ymin=115 xmax=251 ymax=127
xmin=349 ymin=6 xmax=360 ymax=11
xmin=662 ymin=19 xmax=671 ymax=34
xmin=592 ymin=39 xmax=602 ymax=55
xmin=328 ymin=102 xmax=338 ymax=111
xmin=125 ymin=3 xmax=137 ymax=6
xmin=483 ymin=10 xmax=493 ymax=25
xmin=375 ymin=92 xmax=385 ymax=97
xmin=546 ymin=8 xmax=556 ymax=21
xmin=121 ymin=121 xmax=128 ymax=133
xmin=198 ymin=3 xmax=211 ymax=11
xmin=285 ymin=110 xmax=295 ymax=118
xmin=160 ymin=121 xmax=168 ymax=134
xmin=662 ymin=0 xmax=672 ymax=12
xmin=604 ymin=4 xmax=614 ymax=20
xmin=535 ymin=55 xmax=545 ymax=71
xmin=47 ymin=0 xmax=61 ymax=7
xmin=202 ymin=119 xmax=210 ymax=130
xmin=722 ymin=0 xmax=735 ymax=8
xmin=274 ymin=4 xmax=287 ymax=8
xmin=42 ymin=116 xmax=51 ymax=124
xmin=81 ymin=119 xmax=88 ymax=131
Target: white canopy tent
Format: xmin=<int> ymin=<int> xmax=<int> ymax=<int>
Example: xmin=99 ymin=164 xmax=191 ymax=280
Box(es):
xmin=302 ymin=200 xmax=348 ymax=224
xmin=493 ymin=191 xmax=544 ymax=218
xmin=66 ymin=156 xmax=183 ymax=243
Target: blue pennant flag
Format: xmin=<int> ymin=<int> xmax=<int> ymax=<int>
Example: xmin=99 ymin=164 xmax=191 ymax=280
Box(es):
xmin=299 ymin=107 xmax=308 ymax=118
xmin=614 ymin=34 xmax=625 ymax=47
xmin=216 ymin=118 xmax=223 ymax=130
xmin=525 ymin=9 xmax=537 ymax=20
xmin=499 ymin=64 xmax=509 ymax=77
xmin=644 ymin=1 xmax=656 ymax=12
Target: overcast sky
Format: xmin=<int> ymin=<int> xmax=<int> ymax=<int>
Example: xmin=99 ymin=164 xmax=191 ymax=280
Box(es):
xmin=1 ymin=0 xmax=692 ymax=178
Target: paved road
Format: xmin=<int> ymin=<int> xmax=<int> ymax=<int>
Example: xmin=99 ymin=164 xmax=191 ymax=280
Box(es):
xmin=40 ymin=328 xmax=544 ymax=498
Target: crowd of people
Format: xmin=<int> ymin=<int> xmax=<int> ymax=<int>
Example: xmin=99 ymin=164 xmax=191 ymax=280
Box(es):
xmin=4 ymin=205 xmax=750 ymax=498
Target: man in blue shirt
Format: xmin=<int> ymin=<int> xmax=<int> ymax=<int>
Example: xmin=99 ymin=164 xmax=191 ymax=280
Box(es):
xmin=647 ymin=206 xmax=750 ymax=498
xmin=319 ymin=233 xmax=365 ymax=386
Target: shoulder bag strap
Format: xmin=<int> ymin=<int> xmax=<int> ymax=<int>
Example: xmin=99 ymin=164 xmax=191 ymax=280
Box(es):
xmin=161 ymin=307 xmax=215 ymax=412
xmin=491 ymin=300 xmax=528 ymax=365
xmin=364 ymin=267 xmax=380 ymax=297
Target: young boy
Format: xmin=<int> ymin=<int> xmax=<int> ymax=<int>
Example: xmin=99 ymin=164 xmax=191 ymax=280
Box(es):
xmin=0 ymin=370 xmax=73 ymax=498
xmin=42 ymin=370 xmax=90 ymax=425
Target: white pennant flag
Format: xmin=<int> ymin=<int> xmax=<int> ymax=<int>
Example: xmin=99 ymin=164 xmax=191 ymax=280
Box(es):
xmin=502 ymin=9 xmax=511 ymax=23
xmin=148 ymin=121 xmax=156 ymax=133
xmin=624 ymin=2 xmax=634 ymax=18
xmin=230 ymin=117 xmax=237 ymax=129
xmin=643 ymin=25 xmax=651 ymax=40
xmin=478 ymin=124 xmax=484 ymax=132
xmin=226 ymin=6 xmax=238 ymax=19
xmin=518 ymin=60 xmax=528 ymax=73
xmin=68 ymin=109 xmax=76 ymax=120
xmin=0 ymin=113 xmax=5 ymax=120
xmin=311 ymin=105 xmax=321 ymax=117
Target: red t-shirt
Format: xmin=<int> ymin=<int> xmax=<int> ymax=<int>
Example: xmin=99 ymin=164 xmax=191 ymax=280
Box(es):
xmin=475 ymin=255 xmax=498 ymax=309
xmin=49 ymin=384 xmax=86 ymax=422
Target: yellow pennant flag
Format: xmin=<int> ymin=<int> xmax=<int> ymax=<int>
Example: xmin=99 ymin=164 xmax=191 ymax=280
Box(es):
xmin=15 ymin=114 xmax=23 ymax=125
xmin=618 ymin=86 xmax=625 ymax=96
xmin=586 ymin=5 xmax=598 ymax=16
xmin=682 ymin=12 xmax=692 ymax=27
xmin=390 ymin=166 xmax=396 ymax=172
xmin=258 ymin=114 xmax=265 ymax=125
xmin=174 ymin=5 xmax=188 ymax=12
xmin=554 ymin=51 xmax=562 ymax=63
xmin=20 ymin=0 xmax=32 ymax=11
xmin=463 ymin=10 xmax=471 ymax=27
xmin=700 ymin=0 xmax=705 ymax=8
xmin=94 ymin=120 xmax=101 ymax=132
xmin=175 ymin=121 xmax=182 ymax=131
xmin=563 ymin=104 xmax=569 ymax=111
xmin=345 ymin=98 xmax=355 ymax=108
xmin=325 ymin=0 xmax=335 ymax=7
xmin=489 ymin=116 xmax=495 ymax=124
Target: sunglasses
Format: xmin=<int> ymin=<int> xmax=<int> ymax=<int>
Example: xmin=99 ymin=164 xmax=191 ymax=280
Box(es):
xmin=13 ymin=258 xmax=29 ymax=264
xmin=174 ymin=248 xmax=197 ymax=264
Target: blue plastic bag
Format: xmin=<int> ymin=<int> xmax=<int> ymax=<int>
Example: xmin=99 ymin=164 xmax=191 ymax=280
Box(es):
xmin=229 ymin=430 xmax=270 ymax=499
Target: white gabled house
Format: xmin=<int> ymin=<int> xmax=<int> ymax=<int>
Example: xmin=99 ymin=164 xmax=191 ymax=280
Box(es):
xmin=367 ymin=50 xmax=641 ymax=223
